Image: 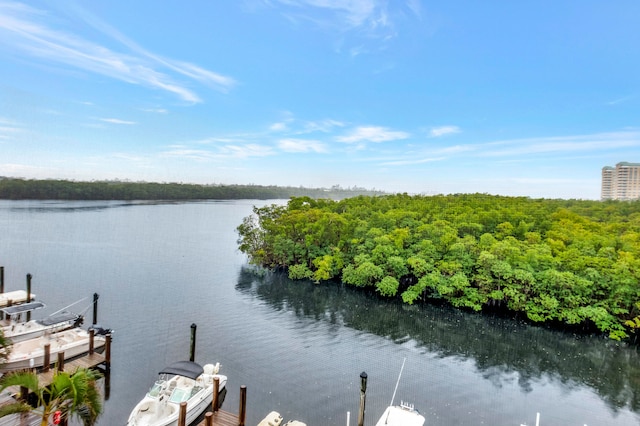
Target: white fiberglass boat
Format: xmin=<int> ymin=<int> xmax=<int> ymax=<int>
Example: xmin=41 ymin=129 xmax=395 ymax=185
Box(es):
xmin=0 ymin=290 xmax=35 ymax=308
xmin=0 ymin=327 xmax=106 ymax=372
xmin=127 ymin=361 xmax=227 ymax=426
xmin=258 ymin=411 xmax=283 ymax=426
xmin=375 ymin=358 xmax=425 ymax=426
xmin=1 ymin=301 xmax=83 ymax=343
xmin=375 ymin=401 xmax=425 ymax=426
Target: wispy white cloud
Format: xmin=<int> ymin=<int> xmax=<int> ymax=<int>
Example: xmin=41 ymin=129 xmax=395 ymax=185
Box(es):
xmin=479 ymin=131 xmax=640 ymax=157
xmin=301 ymin=119 xmax=345 ymax=133
xmin=278 ymin=138 xmax=328 ymax=153
xmin=141 ymin=108 xmax=168 ymax=114
xmin=336 ymin=125 xmax=410 ymax=143
xmin=160 ymin=143 xmax=274 ymax=160
xmin=99 ymin=118 xmax=136 ymax=125
xmin=265 ymin=0 xmax=397 ymax=41
xmin=0 ymin=117 xmax=22 ymax=140
xmin=429 ymin=125 xmax=461 ymax=137
xmin=607 ymin=95 xmax=635 ymax=106
xmin=0 ymin=1 xmax=235 ymax=103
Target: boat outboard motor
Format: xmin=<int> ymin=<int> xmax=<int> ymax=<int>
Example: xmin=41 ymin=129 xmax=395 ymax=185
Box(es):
xmin=88 ymin=324 xmax=112 ymax=336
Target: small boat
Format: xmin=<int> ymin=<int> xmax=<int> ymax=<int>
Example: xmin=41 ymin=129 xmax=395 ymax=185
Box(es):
xmin=375 ymin=401 xmax=425 ymax=426
xmin=375 ymin=358 xmax=425 ymax=426
xmin=0 ymin=290 xmax=36 ymax=308
xmin=258 ymin=411 xmax=283 ymax=426
xmin=1 ymin=301 xmax=83 ymax=343
xmin=0 ymin=327 xmax=106 ymax=372
xmin=126 ymin=360 xmax=227 ymax=426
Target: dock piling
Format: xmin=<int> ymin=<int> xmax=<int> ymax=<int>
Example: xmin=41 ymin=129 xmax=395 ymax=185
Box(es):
xmin=357 ymin=372 xmax=367 ymax=426
xmin=204 ymin=412 xmax=213 ymax=426
xmin=93 ymin=293 xmax=99 ymax=325
xmin=238 ymin=385 xmax=247 ymax=426
xmin=189 ymin=323 xmax=197 ymax=362
xmin=57 ymin=351 xmax=65 ymax=372
xmin=43 ymin=344 xmax=51 ymax=372
xmin=178 ymin=402 xmax=187 ymax=426
xmin=213 ymin=377 xmax=220 ymax=412
xmin=26 ymin=273 xmax=32 ymax=321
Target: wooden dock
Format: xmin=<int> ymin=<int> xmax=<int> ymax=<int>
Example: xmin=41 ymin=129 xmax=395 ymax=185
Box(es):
xmin=196 ymin=409 xmax=241 ymax=426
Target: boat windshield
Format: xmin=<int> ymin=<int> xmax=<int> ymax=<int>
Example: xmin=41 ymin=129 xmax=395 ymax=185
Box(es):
xmin=148 ymin=381 xmax=164 ymax=398
xmin=169 ymin=387 xmax=190 ymax=404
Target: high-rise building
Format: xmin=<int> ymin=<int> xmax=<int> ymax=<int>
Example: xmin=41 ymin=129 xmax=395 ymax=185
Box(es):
xmin=601 ymin=162 xmax=640 ymax=200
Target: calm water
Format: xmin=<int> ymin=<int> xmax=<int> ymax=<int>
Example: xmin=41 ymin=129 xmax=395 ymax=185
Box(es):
xmin=0 ymin=200 xmax=638 ymax=426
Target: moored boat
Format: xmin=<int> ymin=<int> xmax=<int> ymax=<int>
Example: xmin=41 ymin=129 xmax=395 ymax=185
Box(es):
xmin=0 ymin=327 xmax=106 ymax=372
xmin=0 ymin=290 xmax=36 ymax=308
xmin=375 ymin=358 xmax=425 ymax=426
xmin=375 ymin=401 xmax=425 ymax=426
xmin=1 ymin=301 xmax=83 ymax=343
xmin=258 ymin=411 xmax=283 ymax=426
xmin=126 ymin=360 xmax=227 ymax=426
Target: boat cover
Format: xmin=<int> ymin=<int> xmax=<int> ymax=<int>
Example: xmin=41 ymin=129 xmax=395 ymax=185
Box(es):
xmin=159 ymin=361 xmax=204 ymax=380
xmin=0 ymin=301 xmax=46 ymax=315
xmin=39 ymin=311 xmax=81 ymax=326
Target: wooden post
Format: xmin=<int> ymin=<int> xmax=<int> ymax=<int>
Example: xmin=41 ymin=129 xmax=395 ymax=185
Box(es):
xmin=357 ymin=372 xmax=367 ymax=426
xmin=105 ymin=333 xmax=112 ymax=368
xmin=43 ymin=344 xmax=51 ymax=372
xmin=204 ymin=412 xmax=213 ymax=426
xmin=238 ymin=385 xmax=247 ymax=426
xmin=19 ymin=386 xmax=28 ymax=402
xmin=93 ymin=293 xmax=99 ymax=325
xmin=26 ymin=273 xmax=32 ymax=321
xmin=0 ymin=266 xmax=4 ymax=320
xmin=5 ymin=300 xmax=11 ymax=321
xmin=189 ymin=323 xmax=197 ymax=362
xmin=89 ymin=328 xmax=95 ymax=355
xmin=57 ymin=351 xmax=65 ymax=372
xmin=213 ymin=377 xmax=220 ymax=412
xmin=178 ymin=401 xmax=187 ymax=426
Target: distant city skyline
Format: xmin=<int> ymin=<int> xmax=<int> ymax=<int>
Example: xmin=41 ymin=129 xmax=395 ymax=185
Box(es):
xmin=1 ymin=1 xmax=639 ymax=199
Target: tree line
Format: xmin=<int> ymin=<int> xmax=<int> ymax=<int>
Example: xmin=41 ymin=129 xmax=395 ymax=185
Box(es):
xmin=0 ymin=178 xmax=385 ymax=201
xmin=236 ymin=193 xmax=640 ymax=341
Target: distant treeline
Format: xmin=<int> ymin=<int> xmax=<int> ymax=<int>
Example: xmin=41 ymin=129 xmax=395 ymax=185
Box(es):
xmin=236 ymin=193 xmax=640 ymax=341
xmin=0 ymin=178 xmax=386 ymax=201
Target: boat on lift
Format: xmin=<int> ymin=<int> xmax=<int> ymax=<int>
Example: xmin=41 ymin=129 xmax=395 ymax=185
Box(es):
xmin=0 ymin=327 xmax=106 ymax=372
xmin=0 ymin=290 xmax=35 ymax=308
xmin=1 ymin=300 xmax=84 ymax=343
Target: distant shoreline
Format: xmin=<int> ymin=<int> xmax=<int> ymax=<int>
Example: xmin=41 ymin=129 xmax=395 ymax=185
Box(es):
xmin=0 ymin=177 xmax=386 ymax=201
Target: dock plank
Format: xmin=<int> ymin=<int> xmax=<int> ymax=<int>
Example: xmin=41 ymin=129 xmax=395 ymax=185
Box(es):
xmin=197 ymin=409 xmax=240 ymax=426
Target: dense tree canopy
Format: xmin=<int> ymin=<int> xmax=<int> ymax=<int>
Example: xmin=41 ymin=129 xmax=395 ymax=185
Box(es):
xmin=0 ymin=178 xmax=384 ymax=201
xmin=237 ymin=194 xmax=640 ymax=340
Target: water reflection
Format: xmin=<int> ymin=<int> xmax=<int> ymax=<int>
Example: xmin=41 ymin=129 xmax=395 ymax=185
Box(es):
xmin=236 ymin=267 xmax=640 ymax=414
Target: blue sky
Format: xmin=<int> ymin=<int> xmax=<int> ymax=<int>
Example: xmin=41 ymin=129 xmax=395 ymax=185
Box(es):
xmin=1 ymin=1 xmax=639 ymax=199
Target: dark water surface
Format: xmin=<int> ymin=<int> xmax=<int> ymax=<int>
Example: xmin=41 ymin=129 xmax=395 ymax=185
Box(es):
xmin=0 ymin=200 xmax=638 ymax=426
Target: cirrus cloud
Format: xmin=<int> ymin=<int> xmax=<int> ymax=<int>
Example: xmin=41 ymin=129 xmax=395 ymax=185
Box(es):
xmin=336 ymin=125 xmax=410 ymax=143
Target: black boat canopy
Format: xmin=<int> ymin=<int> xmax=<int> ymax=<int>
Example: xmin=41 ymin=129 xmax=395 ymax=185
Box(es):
xmin=39 ymin=311 xmax=81 ymax=326
xmin=159 ymin=361 xmax=204 ymax=380
xmin=0 ymin=301 xmax=46 ymax=316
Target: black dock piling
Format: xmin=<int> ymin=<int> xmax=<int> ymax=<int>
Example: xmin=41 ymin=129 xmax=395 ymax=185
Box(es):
xmin=93 ymin=293 xmax=99 ymax=325
xmin=26 ymin=273 xmax=32 ymax=321
xmin=358 ymin=371 xmax=367 ymax=426
xmin=189 ymin=323 xmax=197 ymax=362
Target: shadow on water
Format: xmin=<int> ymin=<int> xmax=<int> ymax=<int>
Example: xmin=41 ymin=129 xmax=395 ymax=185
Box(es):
xmin=236 ymin=267 xmax=640 ymax=415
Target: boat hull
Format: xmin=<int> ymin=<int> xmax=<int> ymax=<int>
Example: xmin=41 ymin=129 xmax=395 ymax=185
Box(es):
xmin=0 ymin=328 xmax=105 ymax=372
xmin=127 ymin=363 xmax=227 ymax=426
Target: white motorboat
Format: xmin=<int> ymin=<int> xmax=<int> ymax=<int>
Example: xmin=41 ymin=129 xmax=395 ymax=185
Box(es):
xmin=258 ymin=411 xmax=283 ymax=426
xmin=375 ymin=401 xmax=425 ymax=426
xmin=1 ymin=301 xmax=83 ymax=343
xmin=127 ymin=360 xmax=227 ymax=426
xmin=0 ymin=290 xmax=36 ymax=308
xmin=0 ymin=327 xmax=106 ymax=372
xmin=375 ymin=358 xmax=425 ymax=426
